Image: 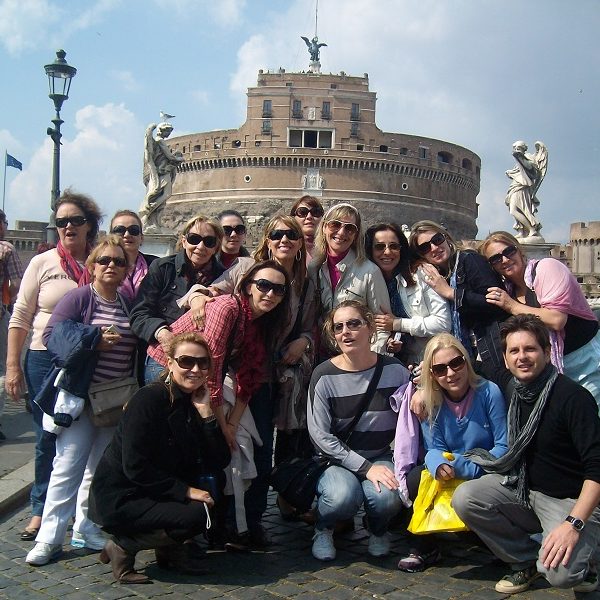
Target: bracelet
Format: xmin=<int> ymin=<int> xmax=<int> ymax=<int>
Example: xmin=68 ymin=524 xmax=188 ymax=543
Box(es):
xmin=201 ymin=415 xmax=217 ymax=423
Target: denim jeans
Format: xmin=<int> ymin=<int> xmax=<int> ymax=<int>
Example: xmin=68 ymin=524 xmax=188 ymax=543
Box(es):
xmin=24 ymin=349 xmax=56 ymax=517
xmin=144 ymin=355 xmax=165 ymax=385
xmin=316 ymin=453 xmax=402 ymax=536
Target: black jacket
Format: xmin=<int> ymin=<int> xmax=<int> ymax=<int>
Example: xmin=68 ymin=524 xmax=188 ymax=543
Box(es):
xmin=89 ymin=382 xmax=231 ymax=530
xmin=129 ymin=250 xmax=226 ymax=344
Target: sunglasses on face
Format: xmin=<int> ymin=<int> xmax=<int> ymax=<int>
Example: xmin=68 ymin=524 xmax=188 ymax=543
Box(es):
xmin=185 ymin=232 xmax=218 ymax=248
xmin=252 ymin=278 xmax=287 ymax=297
xmin=325 ymin=220 xmax=359 ymax=235
xmin=111 ymin=225 xmax=141 ymax=236
xmin=430 ymin=355 xmax=467 ymax=377
xmin=333 ymin=318 xmax=366 ymax=334
xmin=95 ymin=255 xmax=127 ymax=268
xmin=173 ymin=355 xmax=210 ymax=371
xmin=373 ymin=242 xmax=401 ymax=252
xmin=268 ymin=229 xmax=301 ymax=241
xmin=487 ymin=245 xmax=518 ymax=266
xmin=223 ymin=224 xmax=246 ymax=236
xmin=295 ymin=206 xmax=324 ymax=218
xmin=56 ymin=216 xmax=87 ymax=228
xmin=416 ymin=231 xmax=446 ymax=255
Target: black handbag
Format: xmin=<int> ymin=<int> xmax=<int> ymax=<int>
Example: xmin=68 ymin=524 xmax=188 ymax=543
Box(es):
xmin=270 ymin=355 xmax=384 ymax=513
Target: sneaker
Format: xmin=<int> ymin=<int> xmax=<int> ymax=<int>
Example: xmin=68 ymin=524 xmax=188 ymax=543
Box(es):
xmin=574 ymin=567 xmax=599 ymax=593
xmin=26 ymin=542 xmax=62 ymax=566
xmin=312 ymin=528 xmax=336 ymax=561
xmin=368 ymin=532 xmax=391 ymax=557
xmin=397 ymin=548 xmax=442 ymax=572
xmin=70 ymin=529 xmax=106 ymax=551
xmin=494 ymin=566 xmax=542 ymax=594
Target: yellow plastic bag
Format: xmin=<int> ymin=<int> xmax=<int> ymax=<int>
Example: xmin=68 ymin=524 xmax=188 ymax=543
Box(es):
xmin=407 ymin=464 xmax=469 ymax=535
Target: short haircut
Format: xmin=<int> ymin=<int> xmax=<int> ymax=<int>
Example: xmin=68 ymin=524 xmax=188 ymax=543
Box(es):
xmin=176 ymin=214 xmax=224 ymax=250
xmin=85 ymin=234 xmax=128 ymax=273
xmin=500 ymin=314 xmax=551 ymax=352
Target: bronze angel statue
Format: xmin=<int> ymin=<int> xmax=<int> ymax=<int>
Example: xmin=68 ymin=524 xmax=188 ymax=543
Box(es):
xmin=301 ymin=36 xmax=327 ymax=62
xmin=505 ymin=141 xmax=548 ymax=240
xmin=139 ymin=122 xmax=184 ymax=232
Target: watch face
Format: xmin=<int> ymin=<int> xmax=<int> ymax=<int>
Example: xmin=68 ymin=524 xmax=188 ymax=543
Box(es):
xmin=567 ymin=516 xmax=585 ymax=531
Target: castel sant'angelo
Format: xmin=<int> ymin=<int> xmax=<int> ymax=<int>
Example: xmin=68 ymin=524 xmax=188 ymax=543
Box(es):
xmin=160 ymin=37 xmax=481 ymax=243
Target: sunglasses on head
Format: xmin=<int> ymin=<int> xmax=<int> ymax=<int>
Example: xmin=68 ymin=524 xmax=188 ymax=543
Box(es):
xmin=185 ymin=232 xmax=218 ymax=248
xmin=430 ymin=355 xmax=467 ymax=377
xmin=268 ymin=229 xmax=300 ymax=241
xmin=56 ymin=216 xmax=87 ymax=228
xmin=111 ymin=224 xmax=141 ymax=236
xmin=295 ymin=206 xmax=324 ymax=218
xmin=487 ymin=245 xmax=518 ymax=266
xmin=223 ymin=224 xmax=246 ymax=236
xmin=95 ymin=255 xmax=127 ymax=267
xmin=373 ymin=242 xmax=401 ymax=252
xmin=251 ymin=278 xmax=287 ymax=297
xmin=416 ymin=231 xmax=446 ymax=255
xmin=173 ymin=355 xmax=210 ymax=371
xmin=333 ymin=318 xmax=366 ymax=334
xmin=325 ymin=220 xmax=359 ymax=235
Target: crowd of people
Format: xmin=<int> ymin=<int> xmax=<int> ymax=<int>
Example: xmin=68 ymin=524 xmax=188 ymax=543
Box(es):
xmin=2 ymin=190 xmax=600 ymax=595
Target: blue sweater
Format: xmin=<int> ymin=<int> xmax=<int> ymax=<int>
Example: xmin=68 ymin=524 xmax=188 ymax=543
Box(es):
xmin=424 ymin=379 xmax=508 ymax=480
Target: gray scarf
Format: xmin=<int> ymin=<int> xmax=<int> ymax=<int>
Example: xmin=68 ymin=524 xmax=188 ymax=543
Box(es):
xmin=464 ymin=363 xmax=558 ymax=506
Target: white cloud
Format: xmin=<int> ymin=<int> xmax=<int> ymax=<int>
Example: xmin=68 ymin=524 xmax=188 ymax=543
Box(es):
xmin=8 ymin=102 xmax=144 ymax=225
xmin=110 ymin=69 xmax=141 ymax=92
xmin=0 ymin=0 xmax=57 ymax=54
xmin=190 ymin=89 xmax=210 ymax=106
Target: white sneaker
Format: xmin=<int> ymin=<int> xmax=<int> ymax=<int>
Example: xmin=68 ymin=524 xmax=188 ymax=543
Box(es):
xmin=70 ymin=529 xmax=106 ymax=551
xmin=368 ymin=532 xmax=391 ymax=557
xmin=26 ymin=542 xmax=62 ymax=566
xmin=312 ymin=528 xmax=336 ymax=561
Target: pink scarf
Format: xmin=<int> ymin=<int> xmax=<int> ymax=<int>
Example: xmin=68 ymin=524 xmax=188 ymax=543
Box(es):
xmin=326 ymin=249 xmax=349 ymax=290
xmin=57 ymin=240 xmax=91 ymax=287
xmin=119 ymin=253 xmax=149 ymax=301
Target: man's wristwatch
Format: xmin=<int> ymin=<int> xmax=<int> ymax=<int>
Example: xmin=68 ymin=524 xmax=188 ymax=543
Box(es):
xmin=565 ymin=515 xmax=585 ymax=532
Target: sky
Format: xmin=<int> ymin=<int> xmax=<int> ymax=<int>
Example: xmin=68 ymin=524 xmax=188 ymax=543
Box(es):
xmin=1 ymin=0 xmax=599 ymax=243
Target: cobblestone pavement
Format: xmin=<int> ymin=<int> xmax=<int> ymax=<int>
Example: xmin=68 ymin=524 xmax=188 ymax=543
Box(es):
xmin=1 ymin=493 xmax=596 ymax=600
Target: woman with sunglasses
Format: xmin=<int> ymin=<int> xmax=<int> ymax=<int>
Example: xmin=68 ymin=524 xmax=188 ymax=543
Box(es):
xmin=480 ymin=231 xmax=600 ymax=404
xmin=290 ymin=195 xmax=325 ymax=261
xmin=310 ymin=203 xmax=391 ymax=355
xmin=6 ymin=189 xmax=102 ymax=543
xmin=130 ymin=215 xmax=225 ymax=384
xmin=216 ymin=209 xmax=251 ymax=269
xmin=409 ymin=221 xmax=507 ymax=370
xmin=308 ymin=300 xmax=409 ymax=561
xmin=25 ymin=235 xmax=137 ymax=566
xmin=396 ymin=333 xmax=507 ymax=572
xmin=366 ymin=223 xmax=451 ymax=366
xmin=109 ymin=210 xmax=158 ymax=301
xmin=88 ymin=332 xmax=231 ymax=583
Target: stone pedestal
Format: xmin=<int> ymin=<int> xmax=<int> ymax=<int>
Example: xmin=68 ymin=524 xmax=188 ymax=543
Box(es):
xmin=142 ymin=232 xmax=178 ymax=258
xmin=520 ymin=241 xmax=556 ymax=260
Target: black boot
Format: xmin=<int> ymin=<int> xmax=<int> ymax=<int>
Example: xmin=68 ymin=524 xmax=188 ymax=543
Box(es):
xmin=155 ymin=543 xmax=211 ymax=575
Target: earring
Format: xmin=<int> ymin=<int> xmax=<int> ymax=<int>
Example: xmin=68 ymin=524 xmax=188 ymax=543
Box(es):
xmin=296 ymin=249 xmax=302 ymax=262
xmin=165 ymin=371 xmax=172 ymax=384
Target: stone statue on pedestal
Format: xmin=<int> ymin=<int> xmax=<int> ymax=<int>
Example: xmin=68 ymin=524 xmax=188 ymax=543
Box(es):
xmin=140 ymin=122 xmax=184 ymax=233
xmin=505 ymin=140 xmax=548 ymax=242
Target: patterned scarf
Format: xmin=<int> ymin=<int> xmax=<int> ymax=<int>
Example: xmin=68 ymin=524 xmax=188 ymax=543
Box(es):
xmin=386 ymin=272 xmax=410 ymax=319
xmin=57 ymin=240 xmax=91 ymax=287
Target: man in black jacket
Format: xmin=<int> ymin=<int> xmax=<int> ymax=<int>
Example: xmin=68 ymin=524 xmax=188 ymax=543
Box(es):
xmin=453 ymin=314 xmax=600 ymax=595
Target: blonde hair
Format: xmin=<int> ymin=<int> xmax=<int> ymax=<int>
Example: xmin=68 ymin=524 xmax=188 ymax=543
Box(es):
xmin=420 ymin=333 xmax=479 ymax=423
xmin=313 ymin=203 xmax=366 ymax=265
xmin=408 ymin=220 xmax=456 ymax=257
xmin=175 ymin=215 xmax=224 ymax=251
xmin=479 ymin=230 xmax=526 ymax=261
xmin=322 ymin=300 xmax=376 ymax=353
xmin=85 ymin=234 xmax=128 ymax=276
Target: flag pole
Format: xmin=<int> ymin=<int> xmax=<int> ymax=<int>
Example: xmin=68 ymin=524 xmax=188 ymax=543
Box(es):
xmin=2 ymin=150 xmax=7 ymax=212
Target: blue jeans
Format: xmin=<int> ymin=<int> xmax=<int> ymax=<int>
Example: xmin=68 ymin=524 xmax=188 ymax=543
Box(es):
xmin=24 ymin=349 xmax=56 ymax=517
xmin=316 ymin=453 xmax=402 ymax=536
xmin=244 ymin=382 xmax=275 ymax=529
xmin=144 ymin=355 xmax=165 ymax=385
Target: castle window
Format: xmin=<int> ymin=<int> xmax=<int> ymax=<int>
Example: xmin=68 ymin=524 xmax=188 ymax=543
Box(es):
xmin=289 ymin=129 xmax=302 ymax=147
xmin=399 ymin=147 xmax=408 ymax=155
xmin=350 ymin=122 xmax=359 ymax=137
xmin=462 ymin=158 xmax=473 ymax=170
xmin=262 ymin=100 xmax=272 ymax=118
xmin=350 ymin=103 xmax=360 ymax=121
xmin=261 ymin=120 xmax=272 ymax=134
xmin=193 ymin=144 xmax=201 ymax=151
xmin=321 ymin=101 xmax=331 ymax=120
xmin=293 ymin=100 xmax=303 ymax=119
xmin=330 ymin=83 xmax=337 ymax=89
xmin=288 ymin=128 xmax=334 ymax=149
xmin=379 ymin=145 xmax=388 ymax=153
xmin=319 ymin=131 xmax=332 ymax=148
xmin=418 ymin=146 xmax=428 ymax=159
xmin=304 ymin=130 xmax=317 ymax=148
xmin=356 ymin=144 xmax=364 ymax=151
xmin=437 ymin=151 xmax=453 ymax=164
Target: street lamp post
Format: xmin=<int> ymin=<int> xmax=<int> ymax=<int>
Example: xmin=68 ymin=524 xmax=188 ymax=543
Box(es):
xmin=44 ymin=49 xmax=76 ymax=243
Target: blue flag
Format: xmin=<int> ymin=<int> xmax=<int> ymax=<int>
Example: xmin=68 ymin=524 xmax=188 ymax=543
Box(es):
xmin=6 ymin=153 xmax=22 ymax=171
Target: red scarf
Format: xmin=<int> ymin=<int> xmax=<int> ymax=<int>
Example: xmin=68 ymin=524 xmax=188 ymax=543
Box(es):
xmin=57 ymin=240 xmax=91 ymax=287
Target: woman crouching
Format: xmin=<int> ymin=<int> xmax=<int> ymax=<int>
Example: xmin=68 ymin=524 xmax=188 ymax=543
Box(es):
xmin=307 ymin=300 xmax=409 ymax=561
xmin=89 ymin=332 xmax=230 ymax=584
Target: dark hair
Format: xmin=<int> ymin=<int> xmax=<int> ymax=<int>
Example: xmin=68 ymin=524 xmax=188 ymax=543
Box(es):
xmin=110 ymin=209 xmax=143 ymax=231
xmin=500 ymin=314 xmax=551 ymax=352
xmin=322 ymin=300 xmax=376 ymax=351
xmin=289 ymin=195 xmax=324 ymax=216
xmin=55 ymin=188 xmax=103 ymax=242
xmin=217 ymin=209 xmax=245 ymax=223
xmin=236 ymin=260 xmax=291 ymax=355
xmin=365 ymin=222 xmax=415 ymax=286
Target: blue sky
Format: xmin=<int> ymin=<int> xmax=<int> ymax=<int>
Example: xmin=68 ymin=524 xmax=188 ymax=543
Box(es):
xmin=1 ymin=0 xmax=598 ymax=242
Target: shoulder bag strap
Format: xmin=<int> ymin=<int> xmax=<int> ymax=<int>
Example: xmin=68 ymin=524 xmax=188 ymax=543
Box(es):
xmin=286 ymin=279 xmax=310 ymax=344
xmin=341 ymin=354 xmax=385 ymax=443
